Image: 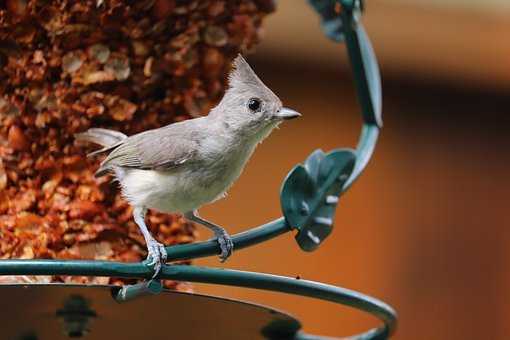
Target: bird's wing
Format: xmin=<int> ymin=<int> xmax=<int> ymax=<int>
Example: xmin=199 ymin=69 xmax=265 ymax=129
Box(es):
xmin=97 ymin=123 xmax=201 ymax=174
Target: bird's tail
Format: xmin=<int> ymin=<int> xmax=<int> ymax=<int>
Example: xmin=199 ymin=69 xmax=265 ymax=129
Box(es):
xmin=75 ymin=128 xmax=127 ymax=157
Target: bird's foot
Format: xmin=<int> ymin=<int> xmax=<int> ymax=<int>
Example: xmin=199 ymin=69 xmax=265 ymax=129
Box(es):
xmin=144 ymin=238 xmax=167 ymax=278
xmin=211 ymin=227 xmax=234 ymax=262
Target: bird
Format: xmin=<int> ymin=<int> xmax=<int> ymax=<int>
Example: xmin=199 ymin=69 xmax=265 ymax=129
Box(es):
xmin=75 ymin=54 xmax=301 ymax=277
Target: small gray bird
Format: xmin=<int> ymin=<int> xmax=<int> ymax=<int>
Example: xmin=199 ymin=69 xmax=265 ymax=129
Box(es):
xmin=75 ymin=55 xmax=300 ymax=276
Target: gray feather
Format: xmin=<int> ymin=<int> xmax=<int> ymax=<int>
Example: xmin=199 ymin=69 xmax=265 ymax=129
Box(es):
xmin=75 ymin=128 xmax=128 ymax=157
xmin=75 ymin=128 xmax=127 ymax=147
xmin=95 ymin=120 xmax=203 ymax=177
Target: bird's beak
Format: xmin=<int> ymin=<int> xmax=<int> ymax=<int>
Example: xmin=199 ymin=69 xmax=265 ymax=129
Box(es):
xmin=274 ymin=107 xmax=301 ymax=120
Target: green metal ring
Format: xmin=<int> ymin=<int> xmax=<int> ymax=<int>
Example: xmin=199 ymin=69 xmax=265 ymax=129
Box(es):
xmin=0 ymin=259 xmax=396 ymax=339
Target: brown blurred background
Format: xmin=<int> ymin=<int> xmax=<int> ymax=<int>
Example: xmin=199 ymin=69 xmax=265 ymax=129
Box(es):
xmin=191 ymin=1 xmax=510 ymax=339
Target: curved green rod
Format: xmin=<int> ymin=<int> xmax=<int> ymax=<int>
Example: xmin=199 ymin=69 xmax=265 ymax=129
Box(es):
xmin=344 ymin=124 xmax=379 ymax=191
xmin=0 ymin=260 xmax=396 ymax=339
xmin=165 ymin=217 xmax=289 ymax=261
xmin=0 ymin=259 xmax=151 ymax=278
xmin=160 ymin=265 xmax=396 ymax=339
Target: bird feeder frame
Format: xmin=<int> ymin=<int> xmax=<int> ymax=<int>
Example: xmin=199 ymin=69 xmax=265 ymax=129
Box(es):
xmin=0 ymin=1 xmax=397 ymax=339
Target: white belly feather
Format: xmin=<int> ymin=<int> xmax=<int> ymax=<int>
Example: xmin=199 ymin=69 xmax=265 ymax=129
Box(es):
xmin=116 ymin=137 xmax=257 ymax=213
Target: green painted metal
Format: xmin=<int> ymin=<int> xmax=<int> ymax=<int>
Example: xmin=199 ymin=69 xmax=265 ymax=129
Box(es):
xmin=307 ymin=0 xmax=346 ymax=42
xmin=341 ymin=8 xmax=383 ymax=127
xmin=0 ymin=0 xmax=397 ymax=338
xmin=0 ymin=260 xmax=396 ymax=339
xmin=281 ymin=149 xmax=356 ymax=251
xmin=114 ymin=279 xmax=163 ymax=303
xmin=345 ymin=124 xmax=379 ymax=191
xmin=159 ymin=266 xmax=396 ymax=340
xmin=165 ymin=217 xmax=290 ymax=261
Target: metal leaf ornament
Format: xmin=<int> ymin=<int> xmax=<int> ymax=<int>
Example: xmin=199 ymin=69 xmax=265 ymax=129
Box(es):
xmin=308 ymin=0 xmax=346 ymax=42
xmin=281 ymin=149 xmax=356 ymax=251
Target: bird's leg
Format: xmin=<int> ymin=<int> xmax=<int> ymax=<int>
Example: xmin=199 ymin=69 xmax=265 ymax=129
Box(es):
xmin=133 ymin=206 xmax=167 ymax=278
xmin=184 ymin=210 xmax=234 ymax=262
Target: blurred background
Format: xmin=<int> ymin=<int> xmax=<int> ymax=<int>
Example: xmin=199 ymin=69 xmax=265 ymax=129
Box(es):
xmin=192 ymin=1 xmax=510 ymax=339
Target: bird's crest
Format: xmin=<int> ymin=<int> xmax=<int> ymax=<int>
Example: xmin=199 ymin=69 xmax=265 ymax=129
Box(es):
xmin=228 ymin=54 xmax=265 ymax=88
xmin=227 ymin=54 xmax=281 ymax=108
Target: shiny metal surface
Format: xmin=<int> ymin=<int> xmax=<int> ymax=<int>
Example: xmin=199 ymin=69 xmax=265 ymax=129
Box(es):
xmin=0 ymin=284 xmax=299 ymax=340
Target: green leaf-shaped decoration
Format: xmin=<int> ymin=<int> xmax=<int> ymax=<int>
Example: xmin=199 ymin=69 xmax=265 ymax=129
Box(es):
xmin=280 ymin=149 xmax=356 ymax=251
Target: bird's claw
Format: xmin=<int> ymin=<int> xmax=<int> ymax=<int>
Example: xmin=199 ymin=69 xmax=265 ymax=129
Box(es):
xmin=212 ymin=228 xmax=234 ymax=262
xmin=145 ymin=238 xmax=167 ymax=278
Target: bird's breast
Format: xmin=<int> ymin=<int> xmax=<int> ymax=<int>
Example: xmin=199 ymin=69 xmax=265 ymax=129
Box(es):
xmin=196 ymin=140 xmax=256 ymax=199
xmin=118 ymin=139 xmax=256 ymax=214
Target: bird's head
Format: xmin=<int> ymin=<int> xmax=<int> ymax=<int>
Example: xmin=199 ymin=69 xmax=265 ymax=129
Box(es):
xmin=210 ymin=54 xmax=301 ymax=141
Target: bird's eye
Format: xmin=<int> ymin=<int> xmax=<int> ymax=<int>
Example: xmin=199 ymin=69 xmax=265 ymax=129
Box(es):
xmin=247 ymin=98 xmax=262 ymax=113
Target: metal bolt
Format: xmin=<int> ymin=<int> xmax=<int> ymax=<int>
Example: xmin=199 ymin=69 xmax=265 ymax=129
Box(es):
xmin=314 ymin=217 xmax=333 ymax=227
xmin=307 ymin=231 xmax=320 ymax=244
xmin=326 ymin=195 xmax=339 ymax=205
